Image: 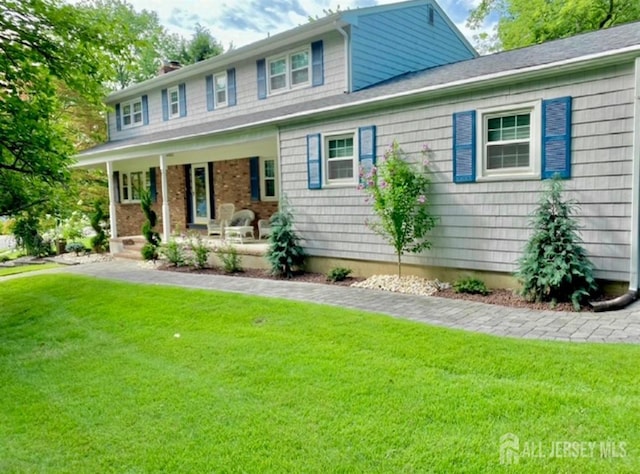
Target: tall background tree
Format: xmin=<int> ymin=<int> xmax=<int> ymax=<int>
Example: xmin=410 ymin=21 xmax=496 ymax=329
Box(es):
xmin=468 ymin=0 xmax=640 ymax=52
xmin=1 ymin=0 xmax=225 ymax=222
xmin=0 ymin=0 xmax=132 ymax=217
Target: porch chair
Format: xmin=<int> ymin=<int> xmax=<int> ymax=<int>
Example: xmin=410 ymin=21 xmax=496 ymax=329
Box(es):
xmin=224 ymin=209 xmax=255 ymax=243
xmin=207 ymin=203 xmax=235 ymax=238
xmin=258 ymin=218 xmax=272 ymax=240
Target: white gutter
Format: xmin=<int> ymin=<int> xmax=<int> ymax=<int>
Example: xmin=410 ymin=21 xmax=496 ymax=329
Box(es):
xmin=630 ymin=56 xmax=640 ymax=291
xmin=335 ymin=22 xmax=351 ymax=93
xmin=77 ymin=44 xmax=640 ymax=164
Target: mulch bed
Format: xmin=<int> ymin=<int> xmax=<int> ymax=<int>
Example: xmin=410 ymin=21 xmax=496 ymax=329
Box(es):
xmin=435 ymin=287 xmax=591 ymax=312
xmin=158 ymin=264 xmax=363 ymax=287
xmin=159 ymin=264 xmax=603 ymax=312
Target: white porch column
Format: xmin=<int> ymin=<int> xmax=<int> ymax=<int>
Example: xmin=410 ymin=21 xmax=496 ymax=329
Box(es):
xmin=159 ymin=154 xmax=171 ymax=242
xmin=106 ymin=161 xmax=118 ymax=239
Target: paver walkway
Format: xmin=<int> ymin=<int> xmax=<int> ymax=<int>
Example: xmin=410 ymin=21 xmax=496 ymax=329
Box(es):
xmin=9 ymin=260 xmax=640 ymax=344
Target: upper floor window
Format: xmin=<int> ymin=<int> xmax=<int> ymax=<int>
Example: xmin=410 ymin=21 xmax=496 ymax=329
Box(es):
xmin=168 ymin=86 xmax=180 ymax=118
xmin=116 ymin=96 xmax=148 ymax=131
xmin=214 ymin=72 xmax=227 ymax=107
xmin=257 ymin=41 xmax=323 ymax=100
xmin=268 ymin=48 xmax=310 ymax=94
xmin=121 ymin=98 xmax=143 ymax=128
xmin=162 ymin=83 xmax=186 ymax=120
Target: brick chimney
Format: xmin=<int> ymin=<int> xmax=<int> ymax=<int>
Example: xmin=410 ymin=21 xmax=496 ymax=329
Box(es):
xmin=159 ymin=60 xmax=182 ymax=75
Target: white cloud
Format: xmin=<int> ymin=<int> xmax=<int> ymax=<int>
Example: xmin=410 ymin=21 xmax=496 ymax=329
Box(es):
xmin=123 ymin=0 xmax=480 ymax=49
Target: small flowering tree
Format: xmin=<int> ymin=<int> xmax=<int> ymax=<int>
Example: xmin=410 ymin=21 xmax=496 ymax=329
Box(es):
xmin=360 ymin=140 xmax=437 ymax=276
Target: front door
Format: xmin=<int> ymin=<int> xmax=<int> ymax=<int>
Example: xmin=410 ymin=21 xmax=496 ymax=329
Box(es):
xmin=191 ymin=163 xmax=210 ymax=224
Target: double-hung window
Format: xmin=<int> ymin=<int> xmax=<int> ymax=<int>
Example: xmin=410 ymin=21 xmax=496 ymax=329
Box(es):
xmin=325 ymin=133 xmax=356 ymax=184
xmin=121 ymin=98 xmax=143 ymax=129
xmin=261 ymin=158 xmax=277 ymax=200
xmin=268 ymin=48 xmax=310 ymax=94
xmin=478 ymin=102 xmax=539 ymax=179
xmin=214 ymin=72 xmax=227 ymax=107
xmin=168 ymin=86 xmax=180 ymax=118
xmin=120 ymin=170 xmax=150 ymax=203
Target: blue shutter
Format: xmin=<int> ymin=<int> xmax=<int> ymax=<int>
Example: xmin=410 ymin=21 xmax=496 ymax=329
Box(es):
xmin=311 ymin=40 xmax=324 ymax=87
xmin=142 ymin=95 xmax=149 ymax=125
xmin=227 ymin=68 xmax=237 ymax=106
xmin=115 ymin=104 xmax=121 ymax=131
xmin=249 ymin=157 xmax=260 ymax=201
xmin=178 ymin=83 xmax=187 ymax=117
xmin=452 ymin=110 xmax=476 ymax=183
xmin=149 ymin=167 xmax=157 ymax=203
xmin=358 ymin=125 xmax=376 ymax=180
xmin=161 ymin=89 xmax=168 ymax=121
xmin=205 ymin=75 xmax=214 ymax=111
xmin=257 ymin=59 xmax=267 ymax=100
xmin=113 ymin=171 xmax=121 ymax=203
xmin=542 ymin=96 xmax=572 ymax=179
xmin=307 ymin=134 xmax=322 ymax=190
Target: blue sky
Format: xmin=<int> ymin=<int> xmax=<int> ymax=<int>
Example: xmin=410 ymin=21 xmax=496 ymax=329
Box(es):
xmin=123 ymin=0 xmax=486 ymax=50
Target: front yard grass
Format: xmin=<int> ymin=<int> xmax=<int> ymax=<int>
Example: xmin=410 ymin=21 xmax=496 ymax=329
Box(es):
xmin=1 ymin=274 xmax=638 ymax=472
xmin=0 ymin=263 xmax=60 ymax=277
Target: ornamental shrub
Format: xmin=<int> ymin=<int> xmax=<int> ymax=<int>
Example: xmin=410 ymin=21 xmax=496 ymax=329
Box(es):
xmin=65 ymin=241 xmax=87 ymax=256
xmin=161 ymin=238 xmax=186 ymax=267
xmin=216 ymin=244 xmax=243 ymax=273
xmin=140 ymin=189 xmax=160 ymax=260
xmin=516 ymin=176 xmax=597 ymax=310
xmin=266 ymin=199 xmax=306 ymax=278
xmin=453 ymin=276 xmax=489 ymax=295
xmin=89 ymin=201 xmax=109 ymax=253
xmin=360 ymin=140 xmax=438 ymax=276
xmin=189 ymin=233 xmax=210 ymax=269
xmin=327 ymin=267 xmax=352 ymax=282
xmin=12 ymin=214 xmax=51 ymax=257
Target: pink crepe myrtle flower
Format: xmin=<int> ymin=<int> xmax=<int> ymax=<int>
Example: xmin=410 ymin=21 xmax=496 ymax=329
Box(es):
xmin=417 ymin=195 xmax=426 ymax=204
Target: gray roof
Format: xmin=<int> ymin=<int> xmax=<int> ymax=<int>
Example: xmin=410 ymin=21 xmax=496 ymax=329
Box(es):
xmin=80 ymin=21 xmax=640 ymax=158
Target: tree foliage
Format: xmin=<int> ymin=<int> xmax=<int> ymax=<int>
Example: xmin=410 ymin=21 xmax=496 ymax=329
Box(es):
xmin=0 ymin=0 xmax=131 ymax=217
xmin=177 ymin=24 xmax=224 ymax=64
xmin=467 ymin=0 xmax=640 ymax=51
xmin=360 ymin=141 xmax=438 ymax=276
xmin=516 ymin=176 xmax=597 ymax=310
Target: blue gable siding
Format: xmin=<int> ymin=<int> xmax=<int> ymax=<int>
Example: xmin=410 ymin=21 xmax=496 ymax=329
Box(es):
xmin=349 ymin=2 xmax=476 ymax=91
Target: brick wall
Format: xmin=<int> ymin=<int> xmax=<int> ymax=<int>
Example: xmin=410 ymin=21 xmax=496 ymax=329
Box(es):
xmin=115 ymin=161 xmax=277 ymax=237
xmin=214 ymin=159 xmax=278 ymax=227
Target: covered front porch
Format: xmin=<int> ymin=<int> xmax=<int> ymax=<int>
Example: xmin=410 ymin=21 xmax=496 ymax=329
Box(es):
xmin=76 ymin=126 xmax=280 ymax=249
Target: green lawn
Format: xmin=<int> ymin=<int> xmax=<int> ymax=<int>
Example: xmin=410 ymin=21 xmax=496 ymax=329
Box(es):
xmin=0 ymin=263 xmax=60 ymax=277
xmin=1 ymin=275 xmax=638 ymax=473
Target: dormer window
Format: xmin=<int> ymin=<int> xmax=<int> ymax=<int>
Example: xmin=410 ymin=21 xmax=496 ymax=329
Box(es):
xmin=268 ymin=48 xmax=310 ymax=94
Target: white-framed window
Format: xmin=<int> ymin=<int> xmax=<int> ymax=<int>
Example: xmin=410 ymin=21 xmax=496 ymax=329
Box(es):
xmin=268 ymin=48 xmax=310 ymax=94
xmin=214 ymin=72 xmax=227 ymax=107
xmin=324 ymin=132 xmax=357 ymax=186
xmin=477 ymin=102 xmax=540 ymax=180
xmin=121 ymin=98 xmax=143 ymax=129
xmin=260 ymin=158 xmax=277 ymax=200
xmin=121 ymin=170 xmax=150 ymax=203
xmin=168 ymin=86 xmax=180 ymax=118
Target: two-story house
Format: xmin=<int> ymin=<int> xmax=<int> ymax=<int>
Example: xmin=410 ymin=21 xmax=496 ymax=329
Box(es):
xmin=76 ymin=0 xmax=640 ymax=291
